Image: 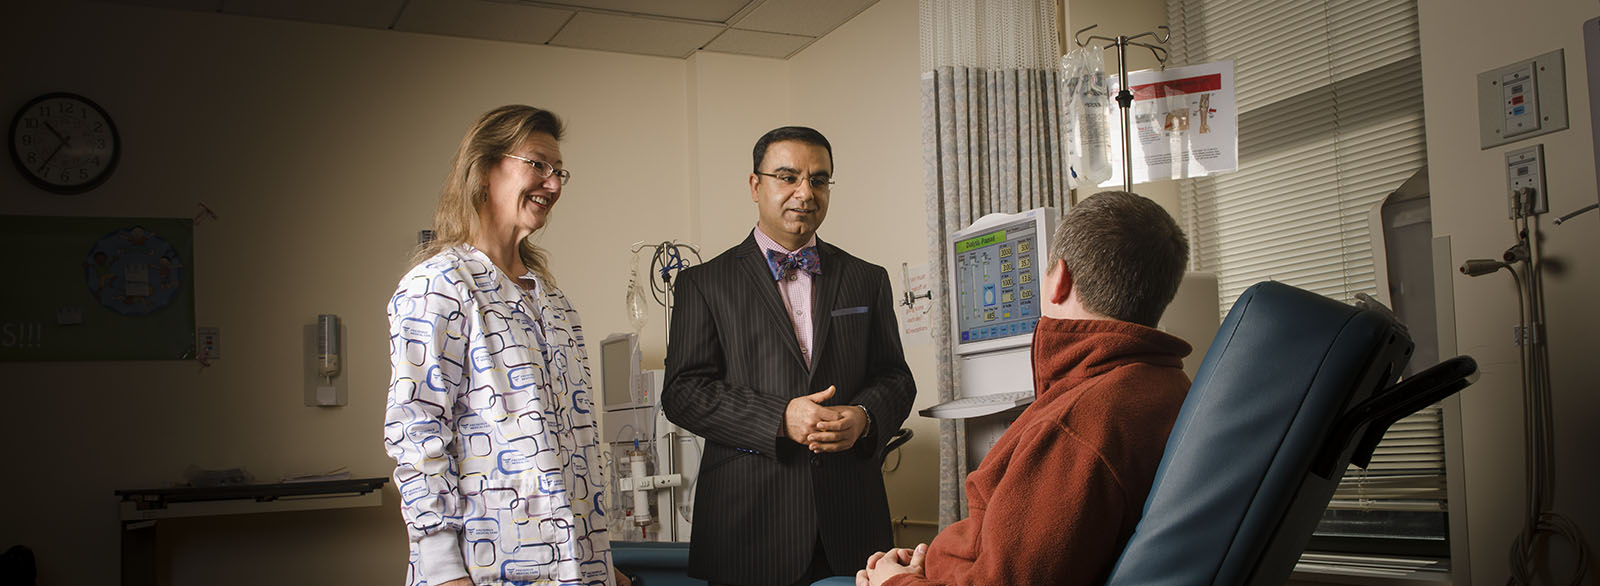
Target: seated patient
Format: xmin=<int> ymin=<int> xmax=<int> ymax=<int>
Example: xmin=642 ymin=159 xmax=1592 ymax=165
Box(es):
xmin=859 ymin=191 xmax=1193 ymax=586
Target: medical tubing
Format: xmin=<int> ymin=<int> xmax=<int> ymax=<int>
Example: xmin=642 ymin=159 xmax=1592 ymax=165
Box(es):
xmin=1502 ymin=213 xmax=1590 ymax=585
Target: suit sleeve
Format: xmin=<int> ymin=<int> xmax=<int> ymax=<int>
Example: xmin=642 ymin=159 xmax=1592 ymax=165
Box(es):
xmin=661 ymin=267 xmax=790 ymax=457
xmin=849 ymin=265 xmax=917 ymax=459
xmin=383 ymin=270 xmax=470 ymax=583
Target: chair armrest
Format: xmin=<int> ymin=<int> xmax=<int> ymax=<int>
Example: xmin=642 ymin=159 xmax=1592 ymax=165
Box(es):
xmin=1314 ymin=356 xmax=1478 ymax=477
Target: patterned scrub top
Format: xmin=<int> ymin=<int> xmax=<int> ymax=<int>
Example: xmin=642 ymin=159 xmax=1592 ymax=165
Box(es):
xmin=384 ymin=245 xmax=612 ymax=586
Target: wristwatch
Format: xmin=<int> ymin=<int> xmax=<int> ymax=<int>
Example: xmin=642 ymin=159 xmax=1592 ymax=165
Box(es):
xmin=853 ymin=404 xmax=873 ymax=437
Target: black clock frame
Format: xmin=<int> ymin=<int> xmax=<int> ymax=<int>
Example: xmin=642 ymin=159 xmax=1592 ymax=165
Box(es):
xmin=8 ymin=92 xmax=121 ymax=195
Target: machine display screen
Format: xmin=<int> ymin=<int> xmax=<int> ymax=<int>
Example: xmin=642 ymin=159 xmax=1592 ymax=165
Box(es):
xmin=953 ymin=217 xmax=1043 ymax=344
xmin=601 ymin=334 xmax=636 ymax=408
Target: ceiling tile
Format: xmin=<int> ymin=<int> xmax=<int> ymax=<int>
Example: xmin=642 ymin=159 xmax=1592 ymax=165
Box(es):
xmin=529 ymin=0 xmax=752 ymax=23
xmin=702 ymin=28 xmax=813 ymax=59
xmin=396 ymin=0 xmax=572 ymax=45
xmin=734 ymin=0 xmax=877 ymax=37
xmin=549 ymin=12 xmax=723 ymax=58
xmin=222 ymin=0 xmax=407 ymax=29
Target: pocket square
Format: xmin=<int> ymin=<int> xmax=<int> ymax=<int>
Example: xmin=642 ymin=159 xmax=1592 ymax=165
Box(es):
xmin=830 ymin=306 xmax=869 ymax=317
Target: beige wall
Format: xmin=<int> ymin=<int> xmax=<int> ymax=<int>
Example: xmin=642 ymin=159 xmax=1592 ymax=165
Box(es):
xmin=0 ymin=1 xmax=693 ymax=584
xmin=0 ymin=0 xmax=939 ymax=583
xmin=683 ymin=50 xmax=789 ymax=259
xmin=1419 ymin=1 xmax=1600 ymax=583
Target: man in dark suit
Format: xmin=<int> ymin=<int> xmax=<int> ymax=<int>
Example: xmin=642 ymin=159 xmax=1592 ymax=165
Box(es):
xmin=662 ymin=126 xmax=917 ymax=586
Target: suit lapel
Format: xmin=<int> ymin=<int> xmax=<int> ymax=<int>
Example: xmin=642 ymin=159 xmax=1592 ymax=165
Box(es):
xmin=808 ymin=239 xmax=843 ymax=380
xmin=734 ymin=235 xmax=808 ymax=368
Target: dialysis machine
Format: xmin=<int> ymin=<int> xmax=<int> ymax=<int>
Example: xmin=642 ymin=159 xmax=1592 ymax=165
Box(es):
xmin=599 ymin=332 xmax=701 ymax=542
xmin=922 ymin=205 xmax=1221 ymax=473
xmin=921 ymin=207 xmax=1059 ymax=467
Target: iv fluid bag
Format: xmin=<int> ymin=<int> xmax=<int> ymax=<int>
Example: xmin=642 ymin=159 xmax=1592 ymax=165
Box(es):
xmin=626 ymin=270 xmax=649 ymax=332
xmin=1063 ymin=47 xmax=1114 ymax=187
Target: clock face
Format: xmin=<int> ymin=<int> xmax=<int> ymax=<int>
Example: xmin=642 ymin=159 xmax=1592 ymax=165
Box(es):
xmin=9 ymin=93 xmax=120 ymax=194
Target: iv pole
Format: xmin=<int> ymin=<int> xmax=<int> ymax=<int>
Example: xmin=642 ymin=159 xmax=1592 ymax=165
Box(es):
xmin=1075 ymin=25 xmax=1170 ymax=192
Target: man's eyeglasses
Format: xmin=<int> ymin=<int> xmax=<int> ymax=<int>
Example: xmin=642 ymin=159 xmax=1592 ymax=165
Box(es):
xmin=503 ymin=153 xmax=571 ymax=185
xmin=755 ymin=171 xmax=834 ymax=191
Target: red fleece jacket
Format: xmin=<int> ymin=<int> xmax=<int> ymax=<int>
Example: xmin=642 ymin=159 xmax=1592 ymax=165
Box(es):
xmin=886 ymin=317 xmax=1191 ymax=586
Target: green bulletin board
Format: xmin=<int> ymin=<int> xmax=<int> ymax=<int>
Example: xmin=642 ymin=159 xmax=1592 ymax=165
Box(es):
xmin=0 ymin=216 xmax=195 ymax=360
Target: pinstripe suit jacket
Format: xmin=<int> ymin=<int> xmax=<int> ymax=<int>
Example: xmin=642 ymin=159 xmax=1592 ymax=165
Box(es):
xmin=662 ymin=233 xmax=916 ymax=586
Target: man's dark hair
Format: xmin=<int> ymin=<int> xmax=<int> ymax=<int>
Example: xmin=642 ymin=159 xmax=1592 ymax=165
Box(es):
xmin=1049 ymin=191 xmax=1189 ymax=327
xmin=752 ymin=126 xmax=833 ymax=173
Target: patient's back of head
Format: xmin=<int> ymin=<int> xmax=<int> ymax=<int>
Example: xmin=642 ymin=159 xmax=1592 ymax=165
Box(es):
xmin=1051 ymin=191 xmax=1189 ymax=327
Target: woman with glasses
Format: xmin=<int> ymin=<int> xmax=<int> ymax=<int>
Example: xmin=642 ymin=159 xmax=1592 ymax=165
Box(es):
xmin=383 ymin=105 xmax=626 ymax=586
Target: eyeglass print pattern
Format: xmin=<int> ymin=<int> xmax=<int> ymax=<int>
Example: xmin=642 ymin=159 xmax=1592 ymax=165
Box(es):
xmin=385 ymin=245 xmax=612 ymax=586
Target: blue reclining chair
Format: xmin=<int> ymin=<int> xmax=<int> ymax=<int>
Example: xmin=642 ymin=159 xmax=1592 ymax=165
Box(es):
xmin=811 ymin=280 xmax=1474 ymax=586
xmin=1106 ymin=281 xmax=1476 ymax=585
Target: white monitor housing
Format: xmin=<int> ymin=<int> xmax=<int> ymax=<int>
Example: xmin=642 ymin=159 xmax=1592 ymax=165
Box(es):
xmin=948 ymin=207 xmax=1059 ymax=401
xmin=601 ymin=332 xmax=649 ymax=410
xmin=950 ymin=208 xmax=1057 ymax=356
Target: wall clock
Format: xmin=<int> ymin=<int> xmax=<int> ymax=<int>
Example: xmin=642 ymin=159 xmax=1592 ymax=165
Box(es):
xmin=9 ymin=92 xmax=121 ymax=194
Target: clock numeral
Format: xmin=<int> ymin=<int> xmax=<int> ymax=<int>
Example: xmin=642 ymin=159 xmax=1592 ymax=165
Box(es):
xmin=15 ymin=95 xmax=116 ymax=193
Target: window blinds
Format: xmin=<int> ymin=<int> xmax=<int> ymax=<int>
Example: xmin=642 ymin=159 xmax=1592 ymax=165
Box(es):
xmin=1166 ymin=0 xmax=1444 ymax=519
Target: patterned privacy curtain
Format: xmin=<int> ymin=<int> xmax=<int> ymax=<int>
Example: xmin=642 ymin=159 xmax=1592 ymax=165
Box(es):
xmin=918 ymin=0 xmax=1069 ymax=527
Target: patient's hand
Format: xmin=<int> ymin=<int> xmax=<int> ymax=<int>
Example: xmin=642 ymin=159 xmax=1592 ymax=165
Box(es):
xmin=856 ymin=544 xmax=927 ymax=586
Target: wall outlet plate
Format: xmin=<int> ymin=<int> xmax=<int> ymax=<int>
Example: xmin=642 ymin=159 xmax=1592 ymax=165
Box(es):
xmin=1505 ymin=144 xmax=1548 ymax=217
xmin=197 ymin=326 xmax=220 ymax=360
xmin=1478 ymin=49 xmax=1568 ymax=149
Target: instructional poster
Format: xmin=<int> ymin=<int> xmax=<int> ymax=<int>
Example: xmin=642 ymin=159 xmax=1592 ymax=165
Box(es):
xmin=0 ymin=216 xmax=195 ymax=361
xmin=1100 ymin=60 xmax=1238 ymax=187
xmin=899 ymin=263 xmax=932 ymax=344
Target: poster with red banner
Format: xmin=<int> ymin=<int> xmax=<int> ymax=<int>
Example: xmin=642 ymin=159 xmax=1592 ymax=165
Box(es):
xmin=1100 ymin=60 xmax=1237 ymax=187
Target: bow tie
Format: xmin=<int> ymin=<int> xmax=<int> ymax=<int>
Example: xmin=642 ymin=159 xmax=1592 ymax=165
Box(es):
xmin=766 ymin=247 xmax=822 ymax=281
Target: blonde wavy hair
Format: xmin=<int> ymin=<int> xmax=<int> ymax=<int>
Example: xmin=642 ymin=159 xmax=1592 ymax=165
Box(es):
xmin=412 ymin=105 xmax=565 ymax=280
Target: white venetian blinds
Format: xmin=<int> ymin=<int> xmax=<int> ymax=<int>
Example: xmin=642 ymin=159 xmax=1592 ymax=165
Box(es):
xmin=1168 ymin=0 xmax=1426 ymax=312
xmin=1330 ymin=405 xmax=1446 ymax=512
xmin=1166 ymin=0 xmax=1444 ymax=515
